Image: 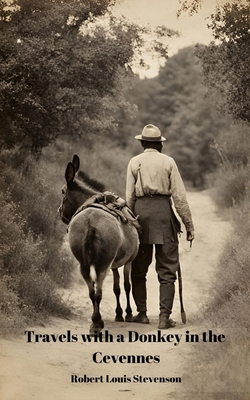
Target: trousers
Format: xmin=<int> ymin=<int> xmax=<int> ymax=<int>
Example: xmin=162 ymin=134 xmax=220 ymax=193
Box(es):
xmin=131 ymin=196 xmax=180 ymax=316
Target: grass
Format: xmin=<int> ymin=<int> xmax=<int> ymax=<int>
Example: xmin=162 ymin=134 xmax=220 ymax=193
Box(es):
xmin=0 ymin=149 xmax=73 ymax=336
xmin=177 ymin=161 xmax=250 ymax=398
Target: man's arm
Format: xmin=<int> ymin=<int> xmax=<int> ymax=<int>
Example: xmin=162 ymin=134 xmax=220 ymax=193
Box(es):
xmin=170 ymin=160 xmax=195 ymax=240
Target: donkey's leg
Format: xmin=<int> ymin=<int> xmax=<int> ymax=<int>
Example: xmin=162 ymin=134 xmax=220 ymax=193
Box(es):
xmin=112 ymin=268 xmax=124 ymax=322
xmin=89 ymin=268 xmax=110 ymax=335
xmin=81 ymin=265 xmax=103 ymax=335
xmin=84 ymin=276 xmax=99 ymax=333
xmin=124 ymin=262 xmax=133 ymax=322
xmin=90 ymin=282 xmax=104 ymax=335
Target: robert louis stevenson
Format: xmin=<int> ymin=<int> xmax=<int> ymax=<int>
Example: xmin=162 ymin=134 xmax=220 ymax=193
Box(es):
xmin=71 ymin=374 xmax=181 ymax=384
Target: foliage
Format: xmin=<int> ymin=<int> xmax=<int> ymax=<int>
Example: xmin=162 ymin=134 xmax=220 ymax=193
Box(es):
xmin=175 ymin=2 xmax=250 ymax=398
xmin=177 ymin=0 xmax=202 ymax=17
xmin=196 ymin=0 xmax=250 ymax=123
xmin=118 ymin=46 xmax=230 ymax=187
xmin=0 ymin=278 xmax=24 ymax=336
xmin=0 ymin=0 xmax=176 ymax=332
xmin=208 ymin=122 xmax=250 ymax=207
xmin=0 ymin=0 xmax=174 ymax=156
xmin=156 ymin=47 xmax=226 ymax=187
xmin=0 ymin=151 xmax=73 ymax=334
xmin=0 ymin=0 xmax=126 ymax=152
xmin=43 ymin=133 xmax=134 ymax=197
xmin=178 ymin=192 xmax=250 ymax=400
xmin=178 ymin=0 xmax=250 ymax=122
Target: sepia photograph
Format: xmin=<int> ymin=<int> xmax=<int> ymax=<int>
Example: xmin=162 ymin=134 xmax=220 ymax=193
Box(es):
xmin=1 ymin=0 xmax=249 ymax=399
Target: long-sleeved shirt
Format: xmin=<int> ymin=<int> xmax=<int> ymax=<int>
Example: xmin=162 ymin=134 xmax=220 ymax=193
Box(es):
xmin=126 ymin=148 xmax=194 ymax=232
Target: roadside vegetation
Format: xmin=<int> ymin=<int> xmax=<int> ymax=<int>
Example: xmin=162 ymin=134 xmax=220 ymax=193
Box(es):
xmin=177 ymin=1 xmax=250 ymax=398
xmin=1 ymin=0 xmax=172 ymax=335
xmin=180 ymin=122 xmax=250 ymax=399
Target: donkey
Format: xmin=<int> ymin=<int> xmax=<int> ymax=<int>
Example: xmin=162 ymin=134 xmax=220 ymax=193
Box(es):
xmin=58 ymin=155 xmax=139 ymax=334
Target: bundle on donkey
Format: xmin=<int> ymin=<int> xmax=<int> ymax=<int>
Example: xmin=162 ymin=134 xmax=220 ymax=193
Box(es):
xmin=58 ymin=155 xmax=140 ymax=334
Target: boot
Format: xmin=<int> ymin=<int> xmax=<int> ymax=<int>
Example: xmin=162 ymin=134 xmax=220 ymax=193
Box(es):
xmin=158 ymin=315 xmax=176 ymax=329
xmin=132 ymin=311 xmax=149 ymax=324
xmin=158 ymin=282 xmax=176 ymax=329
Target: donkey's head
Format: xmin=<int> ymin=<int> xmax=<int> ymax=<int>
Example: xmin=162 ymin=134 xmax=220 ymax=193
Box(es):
xmin=58 ymin=154 xmax=105 ymax=224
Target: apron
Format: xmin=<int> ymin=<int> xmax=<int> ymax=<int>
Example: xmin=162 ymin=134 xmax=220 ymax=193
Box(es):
xmin=134 ymin=195 xmax=181 ymax=245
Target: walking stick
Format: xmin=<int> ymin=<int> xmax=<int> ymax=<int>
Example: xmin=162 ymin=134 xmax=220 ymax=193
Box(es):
xmin=178 ymin=264 xmax=186 ymax=324
xmin=178 ymin=239 xmax=192 ymax=323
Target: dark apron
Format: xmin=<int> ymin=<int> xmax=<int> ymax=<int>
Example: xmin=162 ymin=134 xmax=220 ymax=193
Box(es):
xmin=134 ymin=195 xmax=181 ymax=245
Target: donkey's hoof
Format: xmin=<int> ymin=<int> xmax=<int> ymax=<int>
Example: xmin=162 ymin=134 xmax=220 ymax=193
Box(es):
xmin=125 ymin=314 xmax=133 ymax=322
xmin=115 ymin=315 xmax=124 ymax=322
xmin=89 ymin=321 xmax=104 ymax=336
xmin=89 ymin=327 xmax=100 ymax=336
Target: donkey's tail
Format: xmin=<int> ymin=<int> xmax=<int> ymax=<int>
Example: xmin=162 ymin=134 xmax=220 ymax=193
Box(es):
xmin=80 ymin=222 xmax=96 ymax=280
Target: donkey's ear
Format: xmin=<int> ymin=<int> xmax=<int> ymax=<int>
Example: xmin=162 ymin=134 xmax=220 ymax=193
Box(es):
xmin=72 ymin=154 xmax=80 ymax=173
xmin=65 ymin=162 xmax=75 ymax=184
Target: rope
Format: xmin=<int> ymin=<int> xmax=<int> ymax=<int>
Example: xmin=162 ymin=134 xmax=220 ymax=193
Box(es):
xmin=181 ymin=240 xmax=193 ymax=253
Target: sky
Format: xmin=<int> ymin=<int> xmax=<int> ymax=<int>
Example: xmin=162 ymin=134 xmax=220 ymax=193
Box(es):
xmin=112 ymin=0 xmax=230 ymax=77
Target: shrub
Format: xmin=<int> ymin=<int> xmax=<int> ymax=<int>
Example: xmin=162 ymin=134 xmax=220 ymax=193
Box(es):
xmin=0 ymin=204 xmax=72 ymax=324
xmin=207 ymin=122 xmax=250 ymax=208
xmin=0 ymin=278 xmax=24 ymax=337
xmin=0 ymin=150 xmax=73 ymax=334
xmin=211 ymin=163 xmax=250 ymax=208
xmin=180 ymin=188 xmax=250 ymax=399
xmin=43 ymin=135 xmax=133 ymax=198
xmin=9 ymin=268 xmax=71 ymax=318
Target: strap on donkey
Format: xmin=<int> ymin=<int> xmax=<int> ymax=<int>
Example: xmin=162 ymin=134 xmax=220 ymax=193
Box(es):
xmin=72 ymin=191 xmax=141 ymax=233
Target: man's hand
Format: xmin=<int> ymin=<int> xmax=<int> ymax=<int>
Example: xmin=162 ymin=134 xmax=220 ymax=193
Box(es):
xmin=186 ymin=230 xmax=195 ymax=242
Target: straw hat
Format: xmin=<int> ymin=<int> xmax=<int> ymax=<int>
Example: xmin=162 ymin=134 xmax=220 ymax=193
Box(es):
xmin=135 ymin=124 xmax=166 ymax=142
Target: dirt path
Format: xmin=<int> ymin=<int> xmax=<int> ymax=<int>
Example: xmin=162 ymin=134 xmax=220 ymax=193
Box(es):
xmin=0 ymin=190 xmax=231 ymax=400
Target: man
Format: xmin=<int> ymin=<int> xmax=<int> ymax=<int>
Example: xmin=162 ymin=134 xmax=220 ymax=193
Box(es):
xmin=126 ymin=124 xmax=195 ymax=329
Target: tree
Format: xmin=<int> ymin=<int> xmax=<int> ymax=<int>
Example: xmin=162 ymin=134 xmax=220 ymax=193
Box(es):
xmin=179 ymin=0 xmax=250 ymax=123
xmin=119 ymin=46 xmax=229 ymax=186
xmin=0 ymin=0 xmax=173 ymax=155
xmin=177 ymin=0 xmax=202 ymax=17
xmin=0 ymin=0 xmax=131 ymax=153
